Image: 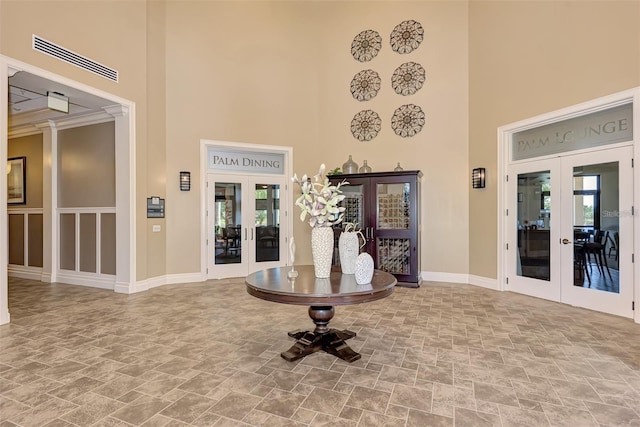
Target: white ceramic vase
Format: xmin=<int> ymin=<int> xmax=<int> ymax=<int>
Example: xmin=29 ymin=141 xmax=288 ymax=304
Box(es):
xmin=311 ymin=226 xmax=334 ymax=278
xmin=355 ymin=253 xmax=374 ymax=284
xmin=338 ymin=226 xmax=364 ymax=274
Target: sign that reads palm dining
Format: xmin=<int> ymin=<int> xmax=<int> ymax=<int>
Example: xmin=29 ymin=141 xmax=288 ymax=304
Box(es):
xmin=512 ymin=103 xmax=633 ymax=161
xmin=207 ymin=148 xmax=285 ymax=175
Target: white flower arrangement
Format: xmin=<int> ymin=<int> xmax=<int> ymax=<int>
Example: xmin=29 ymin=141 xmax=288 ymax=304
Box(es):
xmin=291 ymin=163 xmax=347 ymax=228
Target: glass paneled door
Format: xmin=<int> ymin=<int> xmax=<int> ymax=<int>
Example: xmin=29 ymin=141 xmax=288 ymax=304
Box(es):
xmin=508 ymin=147 xmax=633 ymax=318
xmin=559 ymin=147 xmax=633 ymax=318
xmin=207 ymin=174 xmax=286 ymax=279
xmin=508 ymin=158 xmax=562 ymax=302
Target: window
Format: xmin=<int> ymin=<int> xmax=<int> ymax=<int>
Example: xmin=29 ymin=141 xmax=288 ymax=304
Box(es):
xmin=574 ymin=175 xmax=599 ymax=229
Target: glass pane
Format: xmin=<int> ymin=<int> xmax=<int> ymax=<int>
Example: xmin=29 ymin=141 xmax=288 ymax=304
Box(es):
xmin=512 ymin=102 xmax=632 ymax=161
xmin=377 ymin=237 xmax=410 ymax=274
xmin=255 ymin=183 xmax=280 ymax=263
xmin=214 ymin=182 xmax=242 ymax=265
xmin=341 ymin=184 xmax=364 ymax=226
xmin=573 ymin=162 xmax=618 ymax=293
xmin=516 ymin=171 xmax=550 ymax=281
xmin=377 ymin=182 xmax=410 ymax=230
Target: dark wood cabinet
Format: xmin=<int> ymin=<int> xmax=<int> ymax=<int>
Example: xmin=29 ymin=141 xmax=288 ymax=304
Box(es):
xmin=329 ymin=170 xmax=422 ymax=287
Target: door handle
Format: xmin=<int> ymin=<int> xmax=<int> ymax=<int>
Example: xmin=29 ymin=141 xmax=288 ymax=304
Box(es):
xmin=561 ymin=238 xmax=572 ymax=245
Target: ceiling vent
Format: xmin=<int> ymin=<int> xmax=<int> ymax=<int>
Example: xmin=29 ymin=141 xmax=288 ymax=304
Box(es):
xmin=32 ymin=35 xmax=118 ymax=83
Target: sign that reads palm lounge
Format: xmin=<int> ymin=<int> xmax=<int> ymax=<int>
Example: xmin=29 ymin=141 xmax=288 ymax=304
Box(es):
xmin=207 ymin=148 xmax=285 ymax=175
xmin=512 ymin=103 xmax=633 ymax=161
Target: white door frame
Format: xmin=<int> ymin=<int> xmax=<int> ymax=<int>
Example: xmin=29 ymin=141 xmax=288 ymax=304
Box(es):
xmin=498 ymin=87 xmax=640 ymax=323
xmin=199 ymin=139 xmax=293 ymax=279
xmin=1 ymin=56 xmax=137 ymax=325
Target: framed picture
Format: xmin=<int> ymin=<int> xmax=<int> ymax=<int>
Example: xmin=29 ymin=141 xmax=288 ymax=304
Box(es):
xmin=7 ymin=157 xmax=26 ymax=204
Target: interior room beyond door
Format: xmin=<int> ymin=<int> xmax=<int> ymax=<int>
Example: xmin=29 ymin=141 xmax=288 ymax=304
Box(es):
xmin=508 ymin=146 xmax=633 ymax=318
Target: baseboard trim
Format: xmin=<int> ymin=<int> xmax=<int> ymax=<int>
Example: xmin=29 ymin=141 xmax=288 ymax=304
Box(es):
xmin=130 ymin=272 xmax=205 ymax=294
xmin=55 ymin=272 xmax=115 ymax=290
xmin=8 ymin=266 xmax=44 ymax=282
xmin=420 ymin=271 xmax=499 ymax=291
xmin=421 ymin=271 xmax=470 ymax=284
xmin=468 ymin=274 xmax=500 ymax=290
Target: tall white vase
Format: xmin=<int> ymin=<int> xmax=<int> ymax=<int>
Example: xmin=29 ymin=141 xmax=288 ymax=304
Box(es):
xmin=339 ymin=230 xmax=360 ymax=274
xmin=311 ymin=226 xmax=334 ymax=278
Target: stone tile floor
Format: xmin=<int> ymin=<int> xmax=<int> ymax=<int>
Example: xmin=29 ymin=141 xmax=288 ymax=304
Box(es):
xmin=1 ymin=277 xmax=640 ymax=426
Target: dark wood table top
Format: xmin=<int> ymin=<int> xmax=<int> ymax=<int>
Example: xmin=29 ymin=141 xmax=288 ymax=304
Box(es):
xmin=245 ymin=265 xmax=396 ymax=306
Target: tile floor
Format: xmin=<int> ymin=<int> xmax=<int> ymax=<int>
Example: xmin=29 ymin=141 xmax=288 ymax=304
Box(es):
xmin=1 ymin=277 xmax=640 ymax=426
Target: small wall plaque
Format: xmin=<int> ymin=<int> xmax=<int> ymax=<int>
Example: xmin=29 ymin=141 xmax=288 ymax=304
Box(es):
xmin=147 ymin=197 xmax=165 ymax=218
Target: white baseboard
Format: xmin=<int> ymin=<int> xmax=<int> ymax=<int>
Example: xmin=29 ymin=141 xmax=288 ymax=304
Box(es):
xmin=8 ymin=266 xmax=44 ymax=282
xmin=421 ymin=271 xmax=470 ymax=284
xmin=127 ymin=272 xmax=205 ymax=294
xmin=55 ymin=272 xmax=115 ymax=290
xmin=468 ymin=274 xmax=500 ymax=290
xmin=420 ymin=271 xmax=499 ymax=291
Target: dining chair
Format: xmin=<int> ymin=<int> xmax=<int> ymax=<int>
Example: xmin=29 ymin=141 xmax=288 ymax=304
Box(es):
xmin=584 ymin=230 xmax=612 ymax=280
xmin=574 ymin=243 xmax=590 ymax=287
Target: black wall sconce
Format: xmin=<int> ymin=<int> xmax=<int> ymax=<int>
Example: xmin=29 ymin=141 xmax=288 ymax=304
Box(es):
xmin=472 ymin=168 xmax=486 ymax=189
xmin=180 ymin=171 xmax=191 ymax=191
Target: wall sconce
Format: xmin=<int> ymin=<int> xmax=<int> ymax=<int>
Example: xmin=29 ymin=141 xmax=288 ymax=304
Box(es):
xmin=472 ymin=168 xmax=486 ymax=189
xmin=180 ymin=171 xmax=191 ymax=191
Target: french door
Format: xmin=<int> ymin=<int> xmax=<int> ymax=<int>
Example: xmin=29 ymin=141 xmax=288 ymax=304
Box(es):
xmin=206 ymin=173 xmax=287 ymax=279
xmin=507 ymin=146 xmax=633 ymax=318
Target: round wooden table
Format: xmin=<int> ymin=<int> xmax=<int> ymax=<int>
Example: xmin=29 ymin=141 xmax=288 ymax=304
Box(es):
xmin=246 ymin=265 xmax=396 ymax=363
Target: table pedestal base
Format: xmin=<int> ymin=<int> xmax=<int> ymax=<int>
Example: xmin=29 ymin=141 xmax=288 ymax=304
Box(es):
xmin=280 ymin=306 xmax=361 ymax=363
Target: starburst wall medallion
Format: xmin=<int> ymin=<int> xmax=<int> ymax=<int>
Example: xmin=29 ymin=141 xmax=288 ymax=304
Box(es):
xmin=390 ymin=20 xmax=424 ymax=54
xmin=391 ymin=62 xmax=425 ymax=96
xmin=391 ymin=104 xmax=425 ymax=137
xmin=351 ymin=30 xmax=382 ymax=62
xmin=351 ymin=110 xmax=382 ymax=141
xmin=350 ymin=69 xmax=381 ymax=101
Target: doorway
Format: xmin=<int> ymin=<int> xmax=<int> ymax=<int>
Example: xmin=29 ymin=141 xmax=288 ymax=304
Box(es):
xmin=498 ymin=89 xmax=639 ymax=320
xmin=200 ymin=141 xmax=292 ymax=280
xmin=1 ymin=56 xmax=136 ymax=325
xmin=506 ymin=146 xmax=633 ymax=318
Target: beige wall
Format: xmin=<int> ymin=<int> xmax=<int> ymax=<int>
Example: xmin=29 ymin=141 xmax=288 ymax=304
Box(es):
xmin=164 ymin=1 xmax=470 ymax=274
xmin=0 ymin=0 xmax=152 ymax=280
xmin=469 ymin=0 xmax=640 ymax=279
xmin=58 ymin=122 xmax=115 ymax=208
xmin=2 ymin=0 xmax=638 ymax=283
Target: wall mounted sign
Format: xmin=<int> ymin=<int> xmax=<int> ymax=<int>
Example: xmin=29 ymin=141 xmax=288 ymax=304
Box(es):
xmin=147 ymin=197 xmax=165 ymax=218
xmin=511 ymin=103 xmax=633 ymax=161
xmin=351 ymin=110 xmax=382 ymax=141
xmin=351 ymin=30 xmax=382 ymax=62
xmin=207 ymin=148 xmax=285 ymax=175
xmin=391 ymin=104 xmax=425 ymax=137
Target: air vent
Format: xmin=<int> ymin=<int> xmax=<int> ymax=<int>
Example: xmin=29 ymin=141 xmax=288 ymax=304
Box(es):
xmin=32 ymin=35 xmax=118 ymax=83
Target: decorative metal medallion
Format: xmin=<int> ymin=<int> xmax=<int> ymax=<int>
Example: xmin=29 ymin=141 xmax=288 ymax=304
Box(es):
xmin=351 ymin=30 xmax=382 ymax=62
xmin=390 ymin=20 xmax=424 ymax=54
xmin=351 ymin=110 xmax=382 ymax=141
xmin=391 ymin=104 xmax=425 ymax=137
xmin=391 ymin=62 xmax=425 ymax=96
xmin=350 ymin=69 xmax=381 ymax=101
